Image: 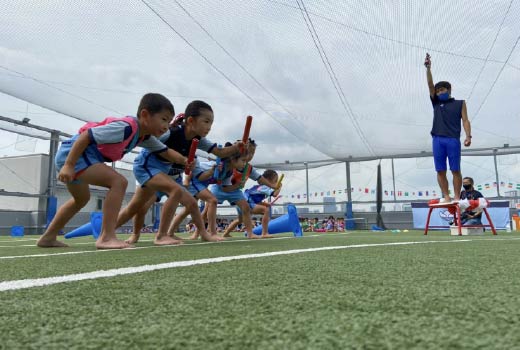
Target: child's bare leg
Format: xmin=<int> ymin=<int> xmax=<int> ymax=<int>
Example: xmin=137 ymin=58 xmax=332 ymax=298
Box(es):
xmin=222 ymin=219 xmax=239 ymax=237
xmin=119 ymin=189 xmax=155 ymax=244
xmin=182 ymin=191 xmax=223 ymax=242
xmin=79 ymin=164 xmax=131 ymax=249
xmin=253 ymin=205 xmax=271 ymax=238
xmin=149 ymin=174 xmax=184 ymax=246
xmin=168 ymin=206 xmax=191 ymax=239
xmin=237 ymin=200 xmax=257 ymax=239
xmin=197 ymin=190 xmax=218 ymax=236
xmin=37 ymin=182 xmax=91 ymax=248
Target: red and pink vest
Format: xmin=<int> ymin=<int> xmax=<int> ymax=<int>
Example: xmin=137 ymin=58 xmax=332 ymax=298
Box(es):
xmin=78 ymin=116 xmax=140 ymax=162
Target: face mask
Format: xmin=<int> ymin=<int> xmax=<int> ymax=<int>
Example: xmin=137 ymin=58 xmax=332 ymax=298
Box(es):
xmin=438 ymin=92 xmax=450 ymax=101
xmin=463 ymin=184 xmax=472 ymax=190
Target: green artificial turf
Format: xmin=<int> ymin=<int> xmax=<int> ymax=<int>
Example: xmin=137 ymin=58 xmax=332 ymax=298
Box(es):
xmin=1 ymin=231 xmax=519 ymax=349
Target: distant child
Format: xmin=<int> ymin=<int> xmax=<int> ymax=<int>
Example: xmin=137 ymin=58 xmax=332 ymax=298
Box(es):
xmin=116 ymin=100 xmax=240 ymax=245
xmin=326 ymin=216 xmax=335 ymax=232
xmin=336 ymin=218 xmax=345 ymax=232
xmin=37 ymin=93 xmax=181 ymax=249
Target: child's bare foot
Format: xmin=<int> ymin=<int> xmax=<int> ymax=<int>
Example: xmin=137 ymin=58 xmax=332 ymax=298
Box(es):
xmin=170 ymin=234 xmax=184 ymax=241
xmin=201 ymin=234 xmax=224 ymax=242
xmin=261 ymin=234 xmax=274 ymax=239
xmin=37 ymin=237 xmax=69 ymax=248
xmin=95 ymin=238 xmax=133 ymax=250
xmin=222 ymin=233 xmax=232 ymax=238
xmin=189 ymin=232 xmax=200 ymax=240
xmin=154 ymin=235 xmax=183 ymax=246
xmin=125 ymin=233 xmax=141 ymax=244
xmin=247 ymin=234 xmax=260 ymax=239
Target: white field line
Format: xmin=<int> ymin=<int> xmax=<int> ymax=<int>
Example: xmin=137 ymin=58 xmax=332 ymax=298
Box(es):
xmin=0 ymin=239 xmax=155 ymax=248
xmin=2 ymin=237 xmax=518 ymax=292
xmin=0 ymin=233 xmax=350 ymax=259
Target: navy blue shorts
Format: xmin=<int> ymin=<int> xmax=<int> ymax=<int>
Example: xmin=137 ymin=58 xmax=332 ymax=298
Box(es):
xmin=432 ymin=136 xmax=461 ymax=172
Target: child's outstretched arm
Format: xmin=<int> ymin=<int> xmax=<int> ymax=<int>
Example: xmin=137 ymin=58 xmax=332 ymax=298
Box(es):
xmin=197 ymin=166 xmax=216 ymax=182
xmin=58 ymin=132 xmax=90 ymax=183
xmin=222 ymin=182 xmax=243 ymax=192
xmin=212 ymin=142 xmax=243 ymax=158
xmin=257 ymin=176 xmax=278 ymax=190
xmin=424 ymin=53 xmax=435 ymax=98
xmin=157 ymin=148 xmax=192 ymax=169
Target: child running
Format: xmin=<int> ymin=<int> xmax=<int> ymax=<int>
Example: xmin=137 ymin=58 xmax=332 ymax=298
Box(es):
xmin=37 ymin=93 xmax=181 ymax=249
xmin=118 ymin=100 xmax=240 ymax=245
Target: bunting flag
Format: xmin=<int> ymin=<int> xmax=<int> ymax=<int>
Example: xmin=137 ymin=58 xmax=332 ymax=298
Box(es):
xmin=285 ymin=182 xmax=520 ymax=200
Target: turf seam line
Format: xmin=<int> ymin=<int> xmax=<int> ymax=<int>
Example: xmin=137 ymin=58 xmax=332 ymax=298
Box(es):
xmin=0 ymin=238 xmax=514 ymax=292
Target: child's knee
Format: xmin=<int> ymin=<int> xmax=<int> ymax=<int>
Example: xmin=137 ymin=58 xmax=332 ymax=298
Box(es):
xmin=165 ymin=187 xmax=182 ymax=200
xmin=75 ymin=195 xmax=90 ymax=208
xmin=110 ymin=174 xmax=128 ymax=190
xmin=206 ymin=197 xmax=218 ymax=207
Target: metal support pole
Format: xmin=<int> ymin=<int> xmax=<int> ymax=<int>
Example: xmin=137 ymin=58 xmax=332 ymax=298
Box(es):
xmin=47 ymin=131 xmax=60 ymax=197
xmin=346 ymin=161 xmax=352 ymax=203
xmin=304 ymin=162 xmax=309 ymax=204
xmin=493 ymin=150 xmax=501 ymax=197
xmin=391 ymin=158 xmax=397 ymax=202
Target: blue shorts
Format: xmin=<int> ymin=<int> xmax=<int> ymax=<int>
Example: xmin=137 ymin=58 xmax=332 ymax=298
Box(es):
xmin=236 ymin=198 xmax=256 ymax=215
xmin=186 ymin=177 xmax=210 ymax=197
xmin=208 ymin=184 xmax=246 ymax=205
xmin=133 ymin=152 xmax=170 ymax=187
xmin=156 ymin=175 xmax=182 ymax=200
xmin=55 ymin=135 xmax=106 ymax=184
xmin=432 ymin=136 xmax=461 ymax=172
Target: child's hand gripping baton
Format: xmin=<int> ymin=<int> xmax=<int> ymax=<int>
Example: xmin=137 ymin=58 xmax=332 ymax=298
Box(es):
xmin=185 ymin=139 xmax=199 ymax=175
xmin=240 ymin=115 xmax=253 ymax=153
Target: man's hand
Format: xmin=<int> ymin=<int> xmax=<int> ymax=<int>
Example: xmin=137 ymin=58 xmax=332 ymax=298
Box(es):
xmin=424 ymin=53 xmax=431 ymax=68
xmin=464 ymin=137 xmax=471 ymax=147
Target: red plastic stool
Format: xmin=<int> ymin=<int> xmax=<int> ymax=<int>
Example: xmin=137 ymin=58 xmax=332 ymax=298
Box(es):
xmin=424 ymin=202 xmax=497 ymax=235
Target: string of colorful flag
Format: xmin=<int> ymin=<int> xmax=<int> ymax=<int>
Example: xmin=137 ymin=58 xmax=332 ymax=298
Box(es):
xmin=287 ymin=182 xmax=520 ymax=199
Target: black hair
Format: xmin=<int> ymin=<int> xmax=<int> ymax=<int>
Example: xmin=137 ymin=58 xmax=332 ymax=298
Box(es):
xmin=262 ymin=169 xmax=277 ymax=181
xmin=185 ymin=100 xmax=213 ymax=118
xmin=434 ymin=81 xmax=451 ymax=91
xmin=248 ymin=138 xmax=257 ymax=147
xmin=463 ymin=177 xmax=474 ymax=185
xmin=137 ymin=93 xmax=174 ymax=119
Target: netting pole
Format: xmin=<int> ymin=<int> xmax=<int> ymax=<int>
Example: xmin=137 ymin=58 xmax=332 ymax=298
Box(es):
xmin=45 ymin=131 xmax=60 ymax=227
xmin=493 ymin=150 xmax=501 ymax=197
xmin=304 ymin=162 xmax=309 ymax=204
xmin=391 ymin=158 xmax=397 ymax=202
xmin=345 ymin=161 xmax=354 ymax=229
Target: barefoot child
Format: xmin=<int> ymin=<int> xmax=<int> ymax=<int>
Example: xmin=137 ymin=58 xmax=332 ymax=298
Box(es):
xmin=222 ymin=169 xmax=280 ymax=238
xmin=167 ymin=160 xmax=220 ymax=240
xmin=119 ymin=100 xmax=239 ymax=244
xmin=37 ymin=93 xmax=182 ymax=249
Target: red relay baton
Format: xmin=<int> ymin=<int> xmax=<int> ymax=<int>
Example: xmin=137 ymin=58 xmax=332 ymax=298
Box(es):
xmin=185 ymin=139 xmax=199 ymax=175
xmin=240 ymin=115 xmax=253 ymax=153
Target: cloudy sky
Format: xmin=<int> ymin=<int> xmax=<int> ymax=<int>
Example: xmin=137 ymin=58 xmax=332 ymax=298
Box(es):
xmin=0 ymin=0 xmax=519 ymax=203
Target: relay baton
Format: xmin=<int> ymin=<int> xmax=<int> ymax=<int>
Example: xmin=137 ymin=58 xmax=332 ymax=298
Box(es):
xmin=185 ymin=139 xmax=199 ymax=175
xmin=240 ymin=115 xmax=253 ymax=153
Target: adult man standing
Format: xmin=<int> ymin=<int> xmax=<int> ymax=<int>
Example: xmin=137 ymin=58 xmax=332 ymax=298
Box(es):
xmin=425 ymin=53 xmax=472 ymax=203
